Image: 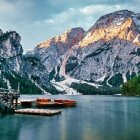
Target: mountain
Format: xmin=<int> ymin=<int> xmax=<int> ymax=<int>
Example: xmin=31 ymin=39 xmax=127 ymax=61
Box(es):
xmin=26 ymin=27 xmax=85 ymax=94
xmin=0 ymin=28 xmax=85 ymax=94
xmin=0 ymin=30 xmax=48 ymax=94
xmin=66 ymin=10 xmax=140 ymax=87
xmin=0 ymin=30 xmax=23 ymax=72
xmin=1 ymin=9 xmax=140 ymax=95
xmin=34 ymin=27 xmax=85 ymax=76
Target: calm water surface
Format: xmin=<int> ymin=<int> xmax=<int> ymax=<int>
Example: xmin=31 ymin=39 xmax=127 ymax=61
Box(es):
xmin=0 ymin=95 xmax=139 ymax=140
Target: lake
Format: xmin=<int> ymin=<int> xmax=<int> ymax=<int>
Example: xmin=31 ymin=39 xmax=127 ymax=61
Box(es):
xmin=0 ymin=95 xmax=140 ymax=140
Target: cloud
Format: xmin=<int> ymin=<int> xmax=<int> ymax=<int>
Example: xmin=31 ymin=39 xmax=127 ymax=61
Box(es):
xmin=0 ymin=0 xmax=140 ymax=52
xmin=79 ymin=5 xmax=122 ymax=15
xmin=44 ymin=4 xmax=134 ymax=30
xmin=0 ymin=0 xmax=17 ymax=22
xmin=45 ymin=19 xmax=55 ymax=24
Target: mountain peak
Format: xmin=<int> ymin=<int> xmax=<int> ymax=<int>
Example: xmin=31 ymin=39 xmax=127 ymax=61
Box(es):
xmin=66 ymin=10 xmax=140 ymax=87
xmin=0 ymin=29 xmax=3 ymax=36
xmin=79 ymin=10 xmax=140 ymax=47
xmin=65 ymin=27 xmax=85 ymax=34
xmin=37 ymin=27 xmax=85 ymax=48
xmin=35 ymin=27 xmax=85 ymax=72
xmin=89 ymin=10 xmax=136 ymax=30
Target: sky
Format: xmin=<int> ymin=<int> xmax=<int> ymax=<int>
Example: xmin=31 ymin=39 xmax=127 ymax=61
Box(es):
xmin=0 ymin=0 xmax=140 ymax=52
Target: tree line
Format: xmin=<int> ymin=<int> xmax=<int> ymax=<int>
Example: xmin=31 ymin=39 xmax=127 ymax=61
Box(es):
xmin=122 ymin=75 xmax=140 ymax=96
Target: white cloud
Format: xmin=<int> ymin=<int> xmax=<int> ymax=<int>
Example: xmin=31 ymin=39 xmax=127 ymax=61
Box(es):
xmin=0 ymin=0 xmax=13 ymax=11
xmin=0 ymin=0 xmax=18 ymax=22
xmin=15 ymin=4 xmax=140 ymax=51
xmin=44 ymin=4 xmax=127 ymax=31
xmin=0 ymin=0 xmax=33 ymax=23
xmin=0 ymin=0 xmax=140 ymax=52
xmin=79 ymin=4 xmax=126 ymax=15
xmin=45 ymin=19 xmax=55 ymax=24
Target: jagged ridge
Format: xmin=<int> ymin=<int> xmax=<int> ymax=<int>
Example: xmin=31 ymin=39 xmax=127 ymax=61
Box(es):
xmin=66 ymin=10 xmax=140 ymax=87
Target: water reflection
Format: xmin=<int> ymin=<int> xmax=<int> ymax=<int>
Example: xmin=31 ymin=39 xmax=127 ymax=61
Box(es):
xmin=0 ymin=114 xmax=21 ymax=140
xmin=0 ymin=96 xmax=139 ymax=140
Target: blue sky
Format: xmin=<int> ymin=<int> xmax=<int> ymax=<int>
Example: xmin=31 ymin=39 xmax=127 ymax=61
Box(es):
xmin=0 ymin=0 xmax=140 ymax=52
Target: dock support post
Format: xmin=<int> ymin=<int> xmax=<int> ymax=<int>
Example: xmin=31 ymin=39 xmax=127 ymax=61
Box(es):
xmin=15 ymin=99 xmax=18 ymax=109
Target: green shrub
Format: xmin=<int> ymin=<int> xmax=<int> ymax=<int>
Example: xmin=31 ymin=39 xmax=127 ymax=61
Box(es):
xmin=122 ymin=75 xmax=140 ymax=96
xmin=0 ymin=71 xmax=42 ymax=94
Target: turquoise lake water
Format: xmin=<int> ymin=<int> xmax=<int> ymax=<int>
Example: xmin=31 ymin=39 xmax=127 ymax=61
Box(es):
xmin=0 ymin=95 xmax=140 ymax=140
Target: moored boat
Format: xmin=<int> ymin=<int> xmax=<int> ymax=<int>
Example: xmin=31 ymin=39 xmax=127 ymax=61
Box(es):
xmin=36 ymin=101 xmax=64 ymax=108
xmin=21 ymin=100 xmax=35 ymax=107
xmin=54 ymin=99 xmax=63 ymax=103
xmin=36 ymin=98 xmax=51 ymax=102
xmin=36 ymin=98 xmax=77 ymax=108
xmin=36 ymin=98 xmax=54 ymax=107
xmin=63 ymin=102 xmax=76 ymax=107
xmin=54 ymin=99 xmax=77 ymax=107
xmin=64 ymin=100 xmax=77 ymax=103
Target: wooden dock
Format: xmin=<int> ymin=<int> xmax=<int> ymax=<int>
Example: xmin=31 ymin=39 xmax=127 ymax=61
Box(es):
xmin=0 ymin=88 xmax=20 ymax=113
xmin=15 ymin=108 xmax=61 ymax=116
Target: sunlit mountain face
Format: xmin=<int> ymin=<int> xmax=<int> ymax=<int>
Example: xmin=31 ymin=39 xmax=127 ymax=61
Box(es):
xmin=66 ymin=10 xmax=140 ymax=87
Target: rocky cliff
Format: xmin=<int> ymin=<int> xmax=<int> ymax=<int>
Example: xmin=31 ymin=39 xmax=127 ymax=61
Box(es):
xmin=21 ymin=27 xmax=85 ymax=94
xmin=0 ymin=30 xmax=48 ymax=94
xmin=66 ymin=10 xmax=140 ymax=87
xmin=34 ymin=27 xmax=85 ymax=77
xmin=0 ymin=30 xmax=23 ymax=72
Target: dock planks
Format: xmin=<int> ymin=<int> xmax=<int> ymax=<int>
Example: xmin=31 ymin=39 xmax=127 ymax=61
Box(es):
xmin=15 ymin=108 xmax=61 ymax=116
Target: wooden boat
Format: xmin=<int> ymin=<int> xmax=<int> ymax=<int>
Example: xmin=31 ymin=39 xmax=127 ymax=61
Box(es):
xmin=54 ymin=99 xmax=76 ymax=103
xmin=36 ymin=101 xmax=64 ymax=108
xmin=37 ymin=101 xmax=55 ymax=107
xmin=64 ymin=100 xmax=77 ymax=103
xmin=36 ymin=98 xmax=51 ymax=102
xmin=36 ymin=98 xmax=77 ymax=108
xmin=63 ymin=101 xmax=76 ymax=107
xmin=54 ymin=99 xmax=77 ymax=107
xmin=54 ymin=99 xmax=63 ymax=103
xmin=20 ymin=100 xmax=35 ymax=107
